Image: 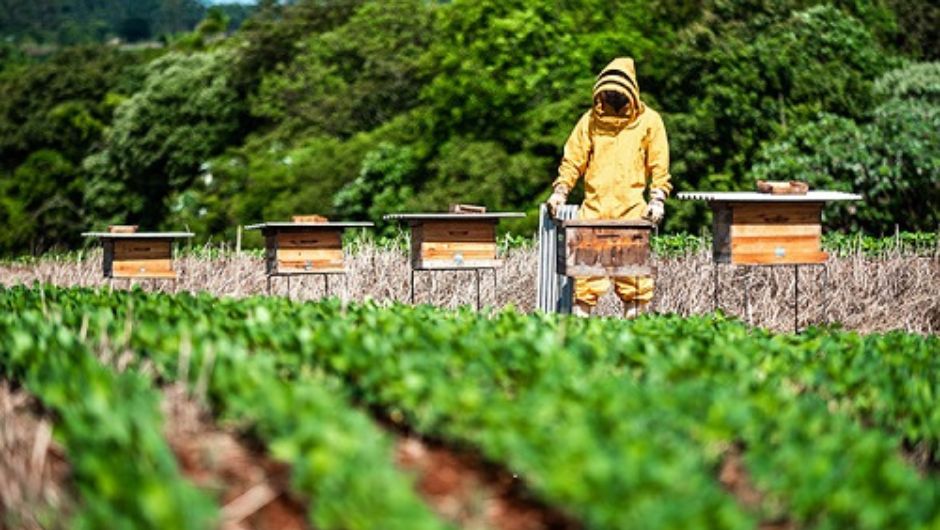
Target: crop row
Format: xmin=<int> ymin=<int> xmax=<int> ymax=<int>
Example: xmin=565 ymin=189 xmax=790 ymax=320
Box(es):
xmin=0 ymin=311 xmax=217 ymax=529
xmin=0 ymin=288 xmax=450 ymax=529
xmin=3 ymin=285 xmax=938 ymax=529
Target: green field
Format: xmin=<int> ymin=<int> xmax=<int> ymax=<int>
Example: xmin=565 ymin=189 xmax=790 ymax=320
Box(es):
xmin=1 ymin=284 xmax=937 ymax=529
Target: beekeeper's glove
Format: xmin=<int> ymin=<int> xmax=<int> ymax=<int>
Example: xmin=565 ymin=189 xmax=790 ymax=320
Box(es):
xmin=644 ymin=189 xmax=666 ymax=224
xmin=547 ymin=184 xmax=569 ymax=217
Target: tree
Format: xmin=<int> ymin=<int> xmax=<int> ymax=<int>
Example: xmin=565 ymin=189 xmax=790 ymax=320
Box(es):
xmin=253 ymin=0 xmax=432 ymax=137
xmin=661 ymin=4 xmax=895 ymax=232
xmin=0 ymin=46 xmax=136 ymax=171
xmin=749 ymin=62 xmax=940 ymax=232
xmin=87 ymin=49 xmax=243 ymax=226
xmin=0 ymin=150 xmax=82 ymax=254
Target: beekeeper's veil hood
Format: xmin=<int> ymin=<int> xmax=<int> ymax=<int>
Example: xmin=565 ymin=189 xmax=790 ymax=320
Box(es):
xmin=593 ymin=57 xmax=644 ymax=123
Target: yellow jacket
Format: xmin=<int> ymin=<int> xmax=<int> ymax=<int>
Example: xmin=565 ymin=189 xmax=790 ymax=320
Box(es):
xmin=553 ymin=58 xmax=672 ymax=220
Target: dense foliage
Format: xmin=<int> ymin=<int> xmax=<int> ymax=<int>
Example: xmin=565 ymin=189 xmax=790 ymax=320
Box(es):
xmin=0 ymin=0 xmax=251 ymax=45
xmin=1 ymin=284 xmax=938 ymax=528
xmin=0 ymin=0 xmax=938 ymax=255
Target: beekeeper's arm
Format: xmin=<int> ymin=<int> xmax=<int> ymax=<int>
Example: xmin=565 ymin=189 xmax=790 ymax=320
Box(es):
xmin=548 ymin=112 xmax=592 ymax=215
xmin=644 ymin=112 xmax=671 ymax=224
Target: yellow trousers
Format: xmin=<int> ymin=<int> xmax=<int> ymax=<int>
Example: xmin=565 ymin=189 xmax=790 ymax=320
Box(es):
xmin=575 ymin=275 xmax=653 ymax=306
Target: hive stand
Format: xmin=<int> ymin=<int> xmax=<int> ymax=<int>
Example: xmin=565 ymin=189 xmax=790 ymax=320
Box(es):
xmin=82 ymin=231 xmax=195 ymax=288
xmin=245 ymin=221 xmax=373 ymax=299
xmin=677 ymin=191 xmax=862 ymax=331
xmin=384 ymin=212 xmax=525 ymax=310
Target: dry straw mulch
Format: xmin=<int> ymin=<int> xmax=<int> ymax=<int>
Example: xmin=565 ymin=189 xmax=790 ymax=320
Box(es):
xmin=1 ymin=245 xmax=937 ymax=335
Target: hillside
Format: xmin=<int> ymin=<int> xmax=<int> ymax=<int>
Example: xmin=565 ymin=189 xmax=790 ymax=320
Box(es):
xmin=0 ymin=0 xmax=937 ymax=255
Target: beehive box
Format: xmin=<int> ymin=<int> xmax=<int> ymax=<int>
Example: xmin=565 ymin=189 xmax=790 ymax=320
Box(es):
xmin=385 ymin=213 xmax=525 ymax=270
xmin=246 ymin=222 xmax=373 ymax=275
xmin=82 ymin=232 xmax=194 ymax=279
xmin=556 ymin=219 xmax=654 ymax=277
xmin=677 ymin=191 xmax=862 ymax=266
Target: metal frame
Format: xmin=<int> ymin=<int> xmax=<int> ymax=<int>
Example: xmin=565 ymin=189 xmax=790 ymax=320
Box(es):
xmin=265 ymin=270 xmax=348 ymax=300
xmin=409 ymin=267 xmax=498 ymax=310
xmin=385 ymin=213 xmax=526 ymax=221
xmin=537 ymin=204 xmax=578 ymax=313
xmin=676 ymin=191 xmax=862 ymax=202
xmin=712 ymin=262 xmax=830 ymax=333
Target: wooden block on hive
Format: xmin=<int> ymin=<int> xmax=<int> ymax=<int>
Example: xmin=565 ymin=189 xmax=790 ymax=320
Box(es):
xmin=448 ymin=204 xmax=487 ymax=214
xmin=291 ymin=214 xmax=329 ymax=223
xmin=108 ymin=225 xmax=138 ymax=234
xmin=756 ymin=180 xmax=809 ymax=195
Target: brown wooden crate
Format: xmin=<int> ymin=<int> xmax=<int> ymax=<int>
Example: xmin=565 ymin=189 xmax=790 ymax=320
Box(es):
xmin=113 ymin=239 xmax=171 ymax=260
xmin=418 ymin=221 xmax=496 ymax=243
xmin=291 ymin=214 xmax=328 ymax=223
xmin=731 ymin=223 xmax=821 ymax=238
xmin=275 ymin=230 xmax=342 ymax=249
xmin=731 ymin=250 xmax=828 ymax=265
xmin=112 ymin=259 xmax=176 ymax=278
xmin=732 ymin=203 xmax=822 ymax=225
xmin=558 ymin=225 xmax=651 ymax=277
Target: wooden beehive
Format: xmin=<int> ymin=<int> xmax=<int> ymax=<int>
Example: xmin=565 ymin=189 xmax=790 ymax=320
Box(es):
xmin=676 ymin=191 xmax=862 ymax=266
xmin=82 ymin=231 xmax=194 ymax=279
xmin=105 ymin=239 xmax=175 ymax=278
xmin=385 ymin=212 xmax=524 ymax=270
xmin=246 ymin=222 xmax=373 ymax=275
xmin=385 ymin=213 xmax=525 ymax=270
xmin=556 ymin=219 xmax=654 ymax=277
xmin=268 ymin=228 xmax=344 ymax=274
xmin=411 ymin=220 xmax=499 ymax=269
xmin=712 ymin=202 xmax=827 ymax=265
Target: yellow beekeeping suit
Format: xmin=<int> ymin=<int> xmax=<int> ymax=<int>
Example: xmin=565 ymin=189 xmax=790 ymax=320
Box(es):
xmin=553 ymin=57 xmax=672 ymax=307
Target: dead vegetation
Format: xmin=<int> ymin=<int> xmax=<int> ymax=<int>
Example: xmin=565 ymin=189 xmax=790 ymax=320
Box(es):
xmin=1 ymin=244 xmax=936 ymax=334
xmin=0 ymin=381 xmax=72 ymax=530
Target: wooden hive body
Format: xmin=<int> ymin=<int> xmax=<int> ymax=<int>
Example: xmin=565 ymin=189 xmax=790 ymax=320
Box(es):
xmin=104 ymin=238 xmax=176 ymax=279
xmin=712 ymin=202 xmax=827 ymax=265
xmin=410 ymin=220 xmax=500 ymax=269
xmin=556 ymin=220 xmax=654 ymax=277
xmin=264 ymin=227 xmax=345 ymax=274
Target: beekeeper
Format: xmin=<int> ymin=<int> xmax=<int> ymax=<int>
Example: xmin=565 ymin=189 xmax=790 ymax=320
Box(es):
xmin=547 ymin=57 xmax=672 ymax=318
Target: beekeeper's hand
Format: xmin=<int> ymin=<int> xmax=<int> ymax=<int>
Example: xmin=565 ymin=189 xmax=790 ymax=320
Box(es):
xmin=644 ymin=189 xmax=666 ymax=224
xmin=547 ymin=184 xmax=569 ymax=217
